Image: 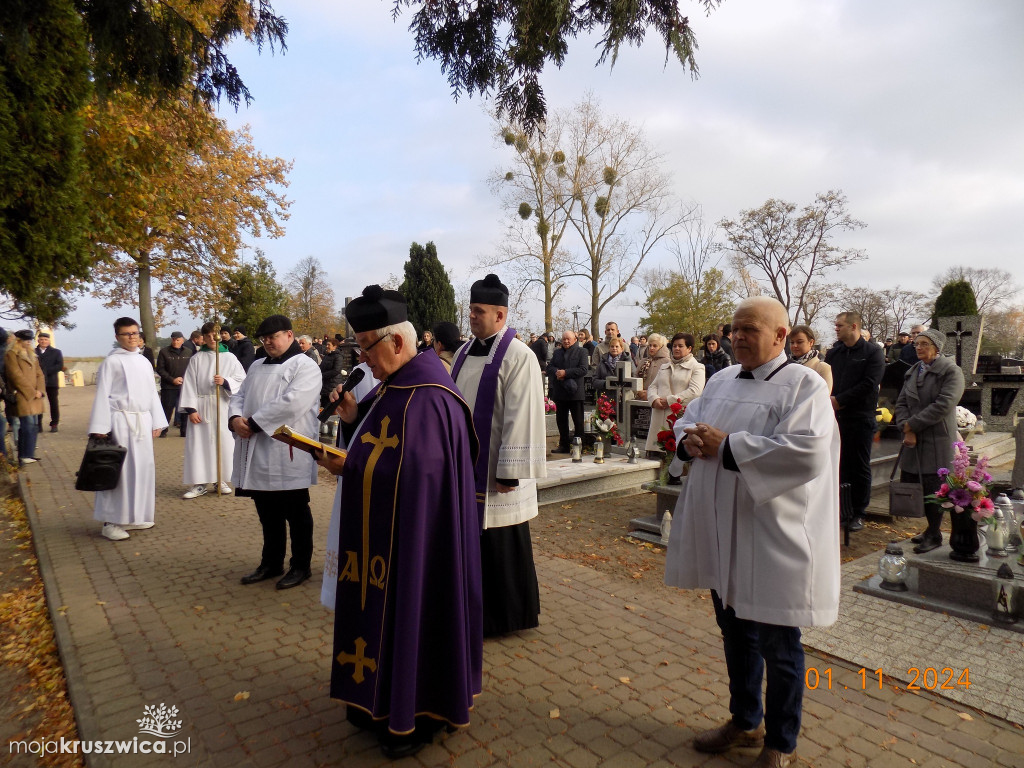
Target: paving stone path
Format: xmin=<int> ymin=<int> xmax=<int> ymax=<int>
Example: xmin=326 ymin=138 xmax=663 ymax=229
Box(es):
xmin=12 ymin=386 xmax=1024 ymax=767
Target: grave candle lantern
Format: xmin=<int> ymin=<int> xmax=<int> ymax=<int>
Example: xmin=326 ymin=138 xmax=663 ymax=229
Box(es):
xmin=985 ymin=506 xmax=1009 ymax=559
xmin=878 ymin=542 xmax=908 ymax=592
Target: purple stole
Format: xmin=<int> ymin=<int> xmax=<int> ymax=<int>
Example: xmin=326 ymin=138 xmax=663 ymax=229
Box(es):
xmin=451 ymin=328 xmax=516 ymax=516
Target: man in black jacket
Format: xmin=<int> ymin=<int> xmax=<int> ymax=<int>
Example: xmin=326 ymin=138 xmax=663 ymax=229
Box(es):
xmin=232 ymin=326 xmax=256 ymax=371
xmin=825 ymin=311 xmax=885 ymax=531
xmin=155 ymin=332 xmax=193 ymax=437
xmin=546 ymin=331 xmax=589 ymax=453
xmin=34 ymin=332 xmax=64 ymax=432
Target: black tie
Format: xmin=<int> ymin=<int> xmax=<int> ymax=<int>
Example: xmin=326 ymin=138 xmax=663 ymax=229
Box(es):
xmin=738 ymin=370 xmax=755 ymax=380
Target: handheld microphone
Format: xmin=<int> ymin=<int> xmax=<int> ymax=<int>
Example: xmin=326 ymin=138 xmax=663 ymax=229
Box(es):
xmin=318 ymin=368 xmax=366 ymax=424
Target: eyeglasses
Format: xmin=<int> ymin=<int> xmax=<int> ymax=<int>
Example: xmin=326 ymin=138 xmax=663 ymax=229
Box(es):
xmin=117 ymin=331 xmax=140 ymax=338
xmin=358 ymin=332 xmax=391 ymax=355
xmin=913 ymin=341 xmax=934 ymax=348
xmin=258 ymin=331 xmax=285 ymax=344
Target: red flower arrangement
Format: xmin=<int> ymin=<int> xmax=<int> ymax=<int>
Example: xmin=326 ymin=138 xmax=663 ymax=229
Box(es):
xmin=656 ymin=401 xmax=685 ymax=455
xmin=591 ymin=393 xmax=623 ymax=446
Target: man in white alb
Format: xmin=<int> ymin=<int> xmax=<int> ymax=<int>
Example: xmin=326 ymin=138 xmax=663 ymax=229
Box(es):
xmin=451 ymin=273 xmax=547 ymax=636
xmin=88 ymin=317 xmax=168 ymax=541
xmin=179 ymin=321 xmax=246 ymax=498
xmin=665 ymin=296 xmax=840 ymax=768
xmin=229 ymin=315 xmax=321 ymax=590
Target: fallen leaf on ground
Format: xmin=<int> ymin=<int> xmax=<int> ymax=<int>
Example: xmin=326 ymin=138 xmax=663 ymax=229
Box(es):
xmin=549 ymin=709 xmax=560 ymax=719
xmin=234 ymin=691 xmax=250 ymax=701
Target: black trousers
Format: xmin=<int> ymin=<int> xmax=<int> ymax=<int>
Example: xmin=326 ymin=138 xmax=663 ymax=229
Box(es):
xmin=159 ymin=388 xmax=184 ymax=432
xmin=837 ymin=416 xmax=875 ymax=518
xmin=554 ymin=399 xmax=584 ymax=447
xmin=36 ymin=386 xmax=60 ymax=427
xmin=45 ymin=386 xmax=59 ymax=426
xmin=250 ymin=489 xmax=313 ymax=571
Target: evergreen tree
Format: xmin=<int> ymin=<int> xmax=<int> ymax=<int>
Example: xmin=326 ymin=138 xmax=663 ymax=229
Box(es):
xmin=0 ymin=0 xmax=92 ymax=324
xmin=222 ymin=252 xmax=290 ymax=335
xmin=933 ymin=279 xmax=978 ymax=322
xmin=400 ymin=242 xmax=457 ymax=333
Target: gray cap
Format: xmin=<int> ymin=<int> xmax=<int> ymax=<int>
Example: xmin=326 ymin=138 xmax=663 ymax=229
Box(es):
xmin=918 ymin=328 xmax=945 ymax=353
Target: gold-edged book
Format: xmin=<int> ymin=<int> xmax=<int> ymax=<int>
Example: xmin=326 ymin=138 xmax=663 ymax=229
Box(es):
xmin=272 ymin=425 xmax=346 ymax=459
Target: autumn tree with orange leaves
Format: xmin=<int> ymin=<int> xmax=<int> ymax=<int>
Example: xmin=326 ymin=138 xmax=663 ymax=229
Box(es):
xmin=83 ymin=90 xmax=291 ymax=344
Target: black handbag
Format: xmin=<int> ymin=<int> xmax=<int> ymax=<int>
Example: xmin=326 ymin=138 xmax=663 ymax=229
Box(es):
xmin=75 ymin=435 xmax=128 ymax=492
xmin=889 ymin=444 xmax=925 ymax=518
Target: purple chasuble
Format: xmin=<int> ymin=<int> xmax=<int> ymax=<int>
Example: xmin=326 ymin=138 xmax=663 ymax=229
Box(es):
xmin=330 ymin=351 xmax=482 ymax=734
xmin=451 ymin=327 xmax=516 ymax=515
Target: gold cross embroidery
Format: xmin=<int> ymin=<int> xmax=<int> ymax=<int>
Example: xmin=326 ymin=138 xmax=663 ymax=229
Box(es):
xmin=359 ymin=416 xmax=399 ymax=609
xmin=336 ymin=637 xmax=377 ymax=684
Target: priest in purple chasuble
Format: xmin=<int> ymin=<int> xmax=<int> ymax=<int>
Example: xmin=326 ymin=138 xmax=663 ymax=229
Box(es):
xmin=317 ymin=285 xmax=482 ymax=760
xmin=451 ymin=274 xmax=547 ymax=636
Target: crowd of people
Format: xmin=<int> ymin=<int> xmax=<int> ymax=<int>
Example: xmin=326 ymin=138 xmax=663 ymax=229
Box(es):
xmin=3 ymin=284 xmax=969 ymax=768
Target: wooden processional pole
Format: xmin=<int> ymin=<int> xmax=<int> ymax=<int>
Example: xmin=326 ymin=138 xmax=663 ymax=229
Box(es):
xmin=214 ymin=324 xmax=222 ymax=495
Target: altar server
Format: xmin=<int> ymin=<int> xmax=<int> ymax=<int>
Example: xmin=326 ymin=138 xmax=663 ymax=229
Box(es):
xmin=229 ymin=315 xmax=321 ymax=590
xmin=88 ymin=317 xmax=168 ymax=541
xmin=665 ymin=296 xmax=840 ymax=768
xmin=179 ymin=322 xmax=246 ymax=498
xmin=452 ymin=273 xmax=547 ymax=636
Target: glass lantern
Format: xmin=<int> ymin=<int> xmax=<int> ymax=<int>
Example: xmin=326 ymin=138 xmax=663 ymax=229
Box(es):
xmin=593 ymin=439 xmax=605 ymax=463
xmin=985 ymin=506 xmax=1009 ymax=559
xmin=570 ymin=436 xmax=582 ymax=463
xmin=878 ymin=542 xmax=908 ymax=592
xmin=995 ymin=493 xmax=1020 ymax=553
xmin=992 ymin=563 xmax=1018 ymax=624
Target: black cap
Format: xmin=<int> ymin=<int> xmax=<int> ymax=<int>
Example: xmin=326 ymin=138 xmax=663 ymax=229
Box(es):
xmin=254 ymin=315 xmax=292 ymax=338
xmin=37 ymin=331 xmax=50 ymax=338
xmin=345 ymin=285 xmax=408 ymax=333
xmin=233 ymin=325 xmax=247 ymax=336
xmin=432 ymin=321 xmax=461 ymax=352
xmin=470 ymin=274 xmax=508 ymax=307
xmin=14 ymin=329 xmax=34 ymax=341
xmin=170 ymin=331 xmax=184 ymax=339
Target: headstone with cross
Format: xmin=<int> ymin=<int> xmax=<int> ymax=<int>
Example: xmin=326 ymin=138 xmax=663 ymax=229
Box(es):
xmin=937 ymin=315 xmax=984 ymax=382
xmin=604 ymin=360 xmax=643 ymax=442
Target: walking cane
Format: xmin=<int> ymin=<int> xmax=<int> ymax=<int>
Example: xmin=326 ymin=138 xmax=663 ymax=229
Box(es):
xmin=214 ymin=324 xmax=222 ymax=496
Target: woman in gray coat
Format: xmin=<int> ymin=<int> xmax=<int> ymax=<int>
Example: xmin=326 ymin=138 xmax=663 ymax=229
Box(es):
xmin=893 ymin=328 xmax=965 ymax=553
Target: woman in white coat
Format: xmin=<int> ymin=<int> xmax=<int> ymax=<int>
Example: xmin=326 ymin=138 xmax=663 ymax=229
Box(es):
xmin=645 ymin=332 xmax=705 ymax=455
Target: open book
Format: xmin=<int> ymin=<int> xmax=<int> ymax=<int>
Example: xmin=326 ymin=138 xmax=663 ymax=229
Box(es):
xmin=272 ymin=425 xmax=347 ymax=460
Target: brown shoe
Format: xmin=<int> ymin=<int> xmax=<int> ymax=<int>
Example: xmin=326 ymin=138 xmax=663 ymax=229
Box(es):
xmin=751 ymin=746 xmax=795 ymax=767
xmin=693 ymin=721 xmax=765 ymax=753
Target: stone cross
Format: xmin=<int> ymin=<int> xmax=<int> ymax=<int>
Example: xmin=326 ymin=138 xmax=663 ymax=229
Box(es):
xmin=604 ymin=360 xmax=643 ymax=435
xmin=937 ymin=315 xmax=984 ymax=384
xmin=946 ymin=320 xmax=973 ymax=369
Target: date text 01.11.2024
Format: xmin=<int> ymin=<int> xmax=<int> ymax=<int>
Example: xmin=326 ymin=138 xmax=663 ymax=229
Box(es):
xmin=805 ymin=667 xmax=971 ymax=691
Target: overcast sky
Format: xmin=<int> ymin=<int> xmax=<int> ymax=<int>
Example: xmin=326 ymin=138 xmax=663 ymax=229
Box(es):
xmin=54 ymin=0 xmax=1023 ymax=354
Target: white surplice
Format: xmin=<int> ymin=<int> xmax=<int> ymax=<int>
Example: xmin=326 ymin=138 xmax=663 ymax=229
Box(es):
xmin=454 ymin=329 xmax=547 ymax=529
xmin=88 ymin=347 xmax=168 ymax=525
xmin=664 ymin=353 xmax=841 ymax=627
xmin=179 ymin=348 xmax=246 ymax=485
xmin=320 ymin=362 xmax=379 ymax=610
xmin=228 ymin=350 xmax=321 ymax=492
